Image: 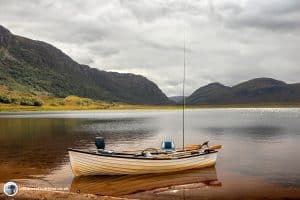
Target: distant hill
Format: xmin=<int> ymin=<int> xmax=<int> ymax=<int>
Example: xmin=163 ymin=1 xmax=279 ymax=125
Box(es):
xmin=168 ymin=96 xmax=185 ymax=104
xmin=186 ymin=78 xmax=300 ymax=105
xmin=0 ymin=25 xmax=171 ymax=105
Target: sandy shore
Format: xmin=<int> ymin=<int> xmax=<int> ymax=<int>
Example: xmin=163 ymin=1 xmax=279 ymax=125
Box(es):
xmin=0 ymin=190 xmax=132 ymax=200
xmin=0 ymin=183 xmax=132 ymax=200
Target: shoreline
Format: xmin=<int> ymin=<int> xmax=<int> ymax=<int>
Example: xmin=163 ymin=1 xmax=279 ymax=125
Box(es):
xmin=0 ymin=182 xmax=131 ymax=200
xmin=0 ymin=190 xmax=130 ymax=200
xmin=1 ymin=103 xmax=300 ymax=112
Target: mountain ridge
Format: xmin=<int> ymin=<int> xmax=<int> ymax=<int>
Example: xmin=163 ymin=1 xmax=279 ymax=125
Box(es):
xmin=186 ymin=78 xmax=300 ymax=105
xmin=0 ymin=25 xmax=172 ymax=105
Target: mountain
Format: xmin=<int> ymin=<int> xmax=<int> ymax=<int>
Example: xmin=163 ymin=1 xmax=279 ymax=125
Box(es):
xmin=186 ymin=78 xmax=300 ymax=105
xmin=187 ymin=83 xmax=230 ymax=105
xmin=168 ymin=96 xmax=185 ymax=104
xmin=0 ymin=25 xmax=171 ymax=105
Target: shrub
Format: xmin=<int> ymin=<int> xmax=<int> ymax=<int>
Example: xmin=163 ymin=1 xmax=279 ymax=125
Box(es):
xmin=10 ymin=97 xmax=18 ymax=104
xmin=20 ymin=98 xmax=44 ymax=106
xmin=75 ymin=98 xmax=92 ymax=106
xmin=0 ymin=95 xmax=12 ymax=104
xmin=33 ymin=99 xmax=44 ymax=106
xmin=20 ymin=99 xmax=34 ymax=106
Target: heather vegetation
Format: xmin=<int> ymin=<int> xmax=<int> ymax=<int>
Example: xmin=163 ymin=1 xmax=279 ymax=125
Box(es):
xmin=0 ymin=86 xmax=122 ymax=111
xmin=0 ymin=86 xmax=44 ymax=106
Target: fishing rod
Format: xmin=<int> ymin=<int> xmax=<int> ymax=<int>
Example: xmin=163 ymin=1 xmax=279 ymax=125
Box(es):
xmin=182 ymin=32 xmax=186 ymax=151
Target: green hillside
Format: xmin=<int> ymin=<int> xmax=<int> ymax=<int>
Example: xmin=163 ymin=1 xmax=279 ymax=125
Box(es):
xmin=0 ymin=25 xmax=171 ymax=105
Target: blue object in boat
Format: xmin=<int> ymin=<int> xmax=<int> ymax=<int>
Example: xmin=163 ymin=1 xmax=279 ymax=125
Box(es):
xmin=161 ymin=140 xmax=175 ymax=152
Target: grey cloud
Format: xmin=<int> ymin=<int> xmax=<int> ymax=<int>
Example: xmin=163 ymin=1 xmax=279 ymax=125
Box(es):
xmin=225 ymin=12 xmax=300 ymax=31
xmin=119 ymin=0 xmax=207 ymax=23
xmin=211 ymin=0 xmax=300 ymax=31
xmin=85 ymin=43 xmax=120 ymax=58
xmin=140 ymin=38 xmax=193 ymax=53
xmin=258 ymin=0 xmax=300 ymax=15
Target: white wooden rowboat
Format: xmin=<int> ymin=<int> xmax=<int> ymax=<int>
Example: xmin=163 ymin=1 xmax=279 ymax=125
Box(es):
xmin=68 ymin=148 xmax=218 ymax=176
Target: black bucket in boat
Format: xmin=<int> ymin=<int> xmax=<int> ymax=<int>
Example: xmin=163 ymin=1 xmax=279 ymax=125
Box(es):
xmin=95 ymin=137 xmax=105 ymax=149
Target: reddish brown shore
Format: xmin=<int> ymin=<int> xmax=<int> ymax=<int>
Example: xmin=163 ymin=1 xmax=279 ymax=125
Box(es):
xmin=0 ymin=190 xmax=131 ymax=200
xmin=0 ymin=183 xmax=132 ymax=200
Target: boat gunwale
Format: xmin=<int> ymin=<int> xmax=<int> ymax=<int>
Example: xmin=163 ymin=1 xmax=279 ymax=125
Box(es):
xmin=68 ymin=148 xmax=218 ymax=160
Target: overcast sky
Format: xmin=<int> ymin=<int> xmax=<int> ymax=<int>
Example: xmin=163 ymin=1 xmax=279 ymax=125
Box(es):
xmin=1 ymin=0 xmax=300 ymax=96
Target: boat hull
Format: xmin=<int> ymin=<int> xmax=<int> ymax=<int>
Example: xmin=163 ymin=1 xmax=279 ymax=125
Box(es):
xmin=68 ymin=149 xmax=217 ymax=176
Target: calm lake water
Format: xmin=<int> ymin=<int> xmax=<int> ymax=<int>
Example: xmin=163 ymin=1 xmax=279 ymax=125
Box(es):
xmin=1 ymin=108 xmax=300 ymax=199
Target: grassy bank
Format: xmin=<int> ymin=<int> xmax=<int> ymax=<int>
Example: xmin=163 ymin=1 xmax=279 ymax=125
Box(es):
xmin=0 ymin=85 xmax=178 ymax=112
xmin=2 ymin=100 xmax=300 ymax=112
xmin=1 ymin=86 xmax=300 ymax=112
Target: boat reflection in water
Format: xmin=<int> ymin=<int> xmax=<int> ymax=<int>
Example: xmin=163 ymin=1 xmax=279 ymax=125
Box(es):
xmin=70 ymin=167 xmax=221 ymax=196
